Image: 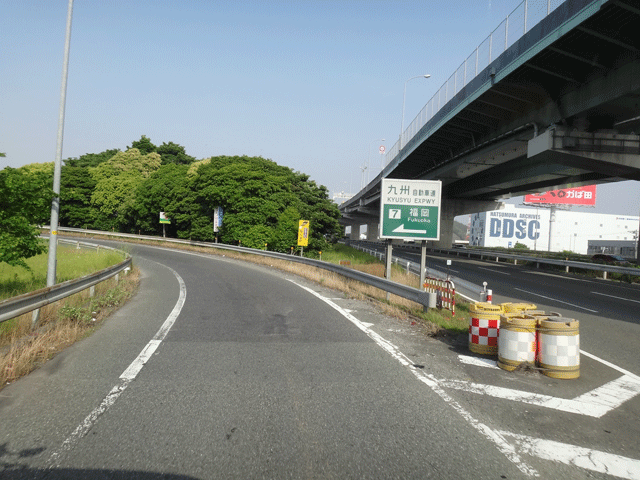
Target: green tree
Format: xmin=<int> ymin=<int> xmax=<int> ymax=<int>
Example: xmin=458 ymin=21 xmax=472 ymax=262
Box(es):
xmin=60 ymin=149 xmax=118 ymax=228
xmin=133 ymin=163 xmax=191 ymax=236
xmin=0 ymin=167 xmax=53 ymax=269
xmin=269 ymin=206 xmax=301 ymax=252
xmin=240 ymin=225 xmax=272 ymax=249
xmin=156 ymin=141 xmax=195 ymax=165
xmin=128 ymin=135 xmax=156 ymax=154
xmin=187 ymin=156 xmax=340 ymax=251
xmin=191 ymin=156 xmax=298 ymax=244
xmin=90 ymin=149 xmax=161 ymax=231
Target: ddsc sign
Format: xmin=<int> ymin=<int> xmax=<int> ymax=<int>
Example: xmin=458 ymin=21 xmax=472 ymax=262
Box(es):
xmin=489 ymin=218 xmax=541 ymax=240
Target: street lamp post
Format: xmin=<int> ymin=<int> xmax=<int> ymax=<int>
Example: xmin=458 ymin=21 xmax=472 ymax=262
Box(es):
xmin=368 ymin=138 xmax=385 ymax=183
xmin=400 ymin=74 xmax=430 ymax=150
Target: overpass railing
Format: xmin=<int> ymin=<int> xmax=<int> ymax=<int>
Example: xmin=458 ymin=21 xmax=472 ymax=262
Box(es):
xmin=385 ymin=0 xmax=567 ymax=168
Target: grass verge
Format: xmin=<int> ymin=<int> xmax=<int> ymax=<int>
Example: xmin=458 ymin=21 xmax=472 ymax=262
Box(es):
xmin=0 ymin=268 xmax=139 ymax=390
xmin=0 ymin=243 xmax=127 ymax=301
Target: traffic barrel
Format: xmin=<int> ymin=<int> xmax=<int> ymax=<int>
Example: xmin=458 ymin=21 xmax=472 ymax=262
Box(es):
xmin=501 ymin=302 xmax=537 ymax=313
xmin=497 ymin=314 xmax=537 ymax=371
xmin=537 ymin=318 xmax=580 ymax=379
xmin=469 ymin=303 xmax=503 ymax=355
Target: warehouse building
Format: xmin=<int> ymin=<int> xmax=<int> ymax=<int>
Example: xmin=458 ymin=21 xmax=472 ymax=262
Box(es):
xmin=469 ymin=204 xmax=639 ymax=257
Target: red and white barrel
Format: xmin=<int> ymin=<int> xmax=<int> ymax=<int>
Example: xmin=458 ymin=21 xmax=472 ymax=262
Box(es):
xmin=469 ymin=302 xmax=503 ymax=355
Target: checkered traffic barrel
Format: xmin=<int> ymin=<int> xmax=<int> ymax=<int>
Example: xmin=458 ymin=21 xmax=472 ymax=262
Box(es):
xmin=469 ymin=303 xmax=503 ymax=355
xmin=537 ymin=318 xmax=580 ymax=379
xmin=497 ymin=314 xmax=537 ymax=372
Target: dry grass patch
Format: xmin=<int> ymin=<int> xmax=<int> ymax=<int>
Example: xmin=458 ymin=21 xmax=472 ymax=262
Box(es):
xmin=1 ymin=268 xmax=139 ymax=389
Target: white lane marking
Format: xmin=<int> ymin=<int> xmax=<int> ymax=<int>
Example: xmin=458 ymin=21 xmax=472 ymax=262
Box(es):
xmin=514 ymin=287 xmax=598 ymax=313
xmin=572 ymin=375 xmax=640 ymax=409
xmin=439 ymin=380 xmax=610 ymax=418
xmin=458 ymin=355 xmax=499 ymax=369
xmin=580 ymin=350 xmax=640 ymax=381
xmin=479 ymin=267 xmax=511 ymax=275
xmin=591 ymin=291 xmax=640 ymax=304
xmin=498 ymin=431 xmax=640 ymax=480
xmin=48 ymin=264 xmax=186 ymax=467
xmin=120 ymin=340 xmax=161 ymax=380
xmin=454 ymin=353 xmax=640 ymax=417
xmin=288 ymin=279 xmax=538 ymax=477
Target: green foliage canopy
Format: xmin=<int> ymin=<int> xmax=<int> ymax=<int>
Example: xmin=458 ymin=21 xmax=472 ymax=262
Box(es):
xmin=50 ymin=138 xmax=340 ymax=253
xmin=0 ymin=166 xmax=53 ymax=269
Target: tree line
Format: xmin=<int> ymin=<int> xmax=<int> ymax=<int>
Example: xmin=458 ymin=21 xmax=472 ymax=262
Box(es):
xmin=1 ymin=137 xmax=341 ymax=267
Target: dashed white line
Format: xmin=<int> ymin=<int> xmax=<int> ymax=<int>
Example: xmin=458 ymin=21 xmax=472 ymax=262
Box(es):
xmin=47 ymin=263 xmax=186 ymax=467
xmin=514 ymin=287 xmax=598 ymax=313
xmin=591 ymin=291 xmax=640 ymax=304
xmin=479 ymin=267 xmax=512 ymax=275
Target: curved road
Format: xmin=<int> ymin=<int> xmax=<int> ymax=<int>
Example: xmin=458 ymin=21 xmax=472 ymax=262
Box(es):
xmin=1 ymin=242 xmax=638 ymax=478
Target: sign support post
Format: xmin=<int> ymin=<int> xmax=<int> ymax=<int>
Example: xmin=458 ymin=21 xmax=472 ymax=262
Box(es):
xmin=385 ymin=239 xmax=393 ymax=301
xmin=420 ymin=240 xmax=427 ymax=288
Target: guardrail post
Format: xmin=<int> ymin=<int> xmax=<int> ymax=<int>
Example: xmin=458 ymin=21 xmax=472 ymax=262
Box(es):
xmin=603 ymin=271 xmax=608 ymax=280
xmin=31 ymin=309 xmax=40 ymax=330
xmin=90 ymin=285 xmax=95 ymax=297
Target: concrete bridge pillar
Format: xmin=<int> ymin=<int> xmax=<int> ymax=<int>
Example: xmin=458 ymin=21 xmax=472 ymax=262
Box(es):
xmin=349 ymin=224 xmax=361 ymax=241
xmin=366 ymin=223 xmax=379 ymax=241
xmin=431 ymin=198 xmax=503 ymax=248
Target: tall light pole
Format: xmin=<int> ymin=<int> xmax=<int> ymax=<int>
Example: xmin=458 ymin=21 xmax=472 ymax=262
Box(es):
xmin=46 ymin=0 xmax=74 ymax=287
xmin=400 ymin=74 xmax=430 ymax=150
xmin=368 ymin=138 xmax=385 ymax=183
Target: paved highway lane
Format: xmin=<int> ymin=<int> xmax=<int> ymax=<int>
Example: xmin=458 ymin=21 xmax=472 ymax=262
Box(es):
xmin=1 ymin=242 xmax=638 ymax=478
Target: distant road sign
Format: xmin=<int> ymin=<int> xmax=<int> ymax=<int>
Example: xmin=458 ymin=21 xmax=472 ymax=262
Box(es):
xmin=380 ymin=179 xmax=441 ymax=240
xmin=297 ymin=220 xmax=309 ymax=247
xmin=379 ymin=145 xmax=386 ymax=154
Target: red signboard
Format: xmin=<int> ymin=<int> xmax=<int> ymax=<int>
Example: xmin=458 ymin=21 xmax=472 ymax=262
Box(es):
xmin=524 ymin=185 xmax=596 ymax=206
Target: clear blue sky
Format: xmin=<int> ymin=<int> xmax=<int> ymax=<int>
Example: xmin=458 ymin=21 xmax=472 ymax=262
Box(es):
xmin=2 ymin=0 xmax=639 ymax=216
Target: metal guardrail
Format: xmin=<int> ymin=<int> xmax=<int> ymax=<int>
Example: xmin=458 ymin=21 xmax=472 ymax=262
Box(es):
xmin=33 ymin=227 xmax=435 ymax=311
xmin=353 ymin=240 xmax=640 ymax=278
xmin=348 ymin=244 xmax=484 ymax=301
xmin=0 ymin=240 xmax=131 ymax=324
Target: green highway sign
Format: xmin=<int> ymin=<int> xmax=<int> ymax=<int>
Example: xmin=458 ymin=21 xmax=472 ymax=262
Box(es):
xmin=380 ymin=179 xmax=442 ymax=240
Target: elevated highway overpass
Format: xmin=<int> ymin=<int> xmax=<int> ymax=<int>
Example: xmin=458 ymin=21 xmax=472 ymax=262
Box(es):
xmin=340 ymin=0 xmax=640 ymax=249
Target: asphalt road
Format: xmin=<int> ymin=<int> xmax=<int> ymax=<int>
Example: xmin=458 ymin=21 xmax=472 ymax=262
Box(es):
xmin=1 ymin=241 xmax=639 ymax=479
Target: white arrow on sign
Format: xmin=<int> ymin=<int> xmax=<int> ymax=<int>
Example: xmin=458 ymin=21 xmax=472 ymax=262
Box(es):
xmin=392 ymin=224 xmax=427 ymax=234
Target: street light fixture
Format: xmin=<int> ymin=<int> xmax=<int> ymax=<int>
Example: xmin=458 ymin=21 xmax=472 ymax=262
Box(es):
xmin=367 ymin=138 xmax=385 ymax=180
xmin=400 ymin=74 xmax=430 ymax=150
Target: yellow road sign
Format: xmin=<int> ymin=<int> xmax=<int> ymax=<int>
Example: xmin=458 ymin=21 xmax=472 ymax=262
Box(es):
xmin=297 ymin=220 xmax=310 ymax=246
